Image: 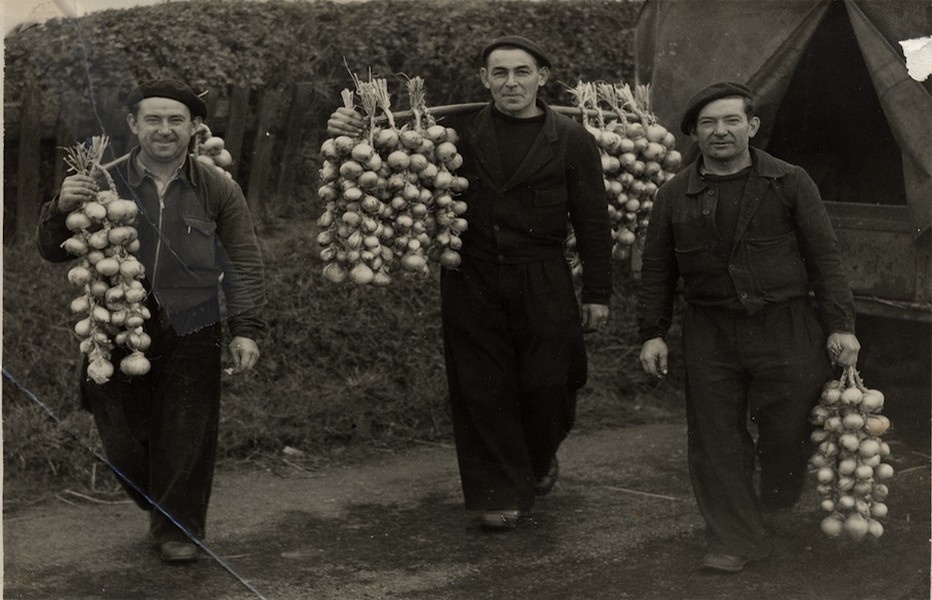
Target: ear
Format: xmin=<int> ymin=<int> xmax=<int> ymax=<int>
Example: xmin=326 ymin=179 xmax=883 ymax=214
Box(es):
xmin=479 ymin=68 xmax=491 ymax=90
xmin=537 ymin=66 xmax=550 ymax=87
xmin=748 ymin=116 xmax=761 ymax=138
xmin=126 ymin=112 xmax=138 ymax=135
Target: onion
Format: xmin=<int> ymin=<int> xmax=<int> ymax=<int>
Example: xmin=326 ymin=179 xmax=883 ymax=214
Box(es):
xmin=91 ymin=305 xmax=111 ymax=323
xmin=820 ymin=515 xmax=844 ymax=537
xmin=61 ymin=237 xmax=89 ymax=256
xmin=86 ymin=357 xmax=114 ymax=385
xmin=349 ymin=263 xmax=375 ymax=285
xmin=83 ymin=201 xmax=108 ymax=221
xmin=68 ymin=265 xmax=93 ymax=286
xmin=865 ymin=415 xmax=890 ymax=436
xmin=867 ymin=519 xmax=884 ymax=538
xmin=322 ymin=263 xmax=347 ymax=283
xmin=874 ymin=463 xmax=894 ymax=480
xmin=66 ymin=212 xmax=93 ymax=231
xmin=840 ymin=387 xmax=863 ymax=405
xmin=120 ymin=352 xmax=151 ymax=377
xmin=96 ymin=257 xmax=121 ymax=277
xmin=74 ymin=318 xmax=94 ymax=337
xmin=843 ymin=513 xmax=869 ymax=541
xmin=70 ymin=296 xmax=91 ymax=314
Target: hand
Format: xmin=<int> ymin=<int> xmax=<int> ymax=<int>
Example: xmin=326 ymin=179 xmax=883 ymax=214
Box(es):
xmin=58 ymin=174 xmax=98 ymax=213
xmin=228 ymin=336 xmax=260 ymax=374
xmin=826 ymin=332 xmax=860 ymax=367
xmin=639 ymin=337 xmax=669 ymax=378
xmin=326 ymin=107 xmax=365 ymax=137
xmin=581 ymin=303 xmax=610 ymax=333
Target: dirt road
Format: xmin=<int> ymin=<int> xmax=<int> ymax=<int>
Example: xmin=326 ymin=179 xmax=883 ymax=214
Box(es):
xmin=4 ymin=420 xmax=929 ymax=600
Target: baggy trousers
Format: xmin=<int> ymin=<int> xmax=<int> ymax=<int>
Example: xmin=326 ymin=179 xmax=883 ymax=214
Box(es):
xmin=82 ymin=309 xmax=222 ymax=545
xmin=440 ymin=255 xmax=587 ymax=512
xmin=682 ymin=298 xmax=832 ymax=557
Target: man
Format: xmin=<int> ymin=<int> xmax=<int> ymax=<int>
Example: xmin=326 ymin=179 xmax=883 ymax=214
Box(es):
xmin=38 ymin=79 xmax=267 ymax=563
xmin=637 ymin=81 xmax=860 ymax=572
xmin=328 ymin=36 xmax=612 ymax=529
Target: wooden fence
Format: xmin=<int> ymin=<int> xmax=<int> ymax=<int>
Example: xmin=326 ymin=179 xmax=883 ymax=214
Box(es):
xmin=3 ymin=82 xmax=329 ymax=241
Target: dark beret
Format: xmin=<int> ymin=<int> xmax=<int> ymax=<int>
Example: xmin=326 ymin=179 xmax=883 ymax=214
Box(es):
xmin=680 ymin=81 xmax=754 ymax=134
xmin=126 ymin=78 xmax=208 ymax=120
xmin=481 ymin=35 xmax=552 ymax=69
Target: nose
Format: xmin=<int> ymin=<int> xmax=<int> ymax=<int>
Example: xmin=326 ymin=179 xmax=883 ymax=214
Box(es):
xmin=505 ymin=72 xmax=518 ymax=87
xmin=713 ymin=120 xmax=728 ymax=135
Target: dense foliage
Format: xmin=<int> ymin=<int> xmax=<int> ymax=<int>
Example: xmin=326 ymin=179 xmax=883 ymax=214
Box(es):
xmin=4 ymin=0 xmax=643 ymax=118
xmin=3 ymin=0 xmax=687 ymax=502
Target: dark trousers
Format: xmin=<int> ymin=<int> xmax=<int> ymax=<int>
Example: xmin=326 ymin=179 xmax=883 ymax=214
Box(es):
xmin=441 ymin=255 xmax=586 ymax=511
xmin=682 ymin=298 xmax=831 ymax=557
xmin=82 ymin=311 xmax=222 ymax=545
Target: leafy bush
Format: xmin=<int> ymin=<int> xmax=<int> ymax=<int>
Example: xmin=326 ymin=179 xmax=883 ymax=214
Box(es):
xmin=4 ymin=0 xmax=643 ymax=123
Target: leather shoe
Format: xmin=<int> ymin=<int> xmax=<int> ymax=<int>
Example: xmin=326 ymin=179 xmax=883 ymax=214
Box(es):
xmin=534 ymin=457 xmax=559 ymax=496
xmin=158 ymin=541 xmax=199 ymax=564
xmin=475 ymin=509 xmax=530 ymax=530
xmin=701 ymin=552 xmax=749 ymax=573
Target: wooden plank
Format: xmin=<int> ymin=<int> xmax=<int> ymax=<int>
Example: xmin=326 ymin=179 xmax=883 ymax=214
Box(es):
xmin=16 ymin=84 xmax=41 ymax=238
xmin=245 ymin=88 xmax=283 ymax=220
xmin=222 ymin=86 xmax=250 ymax=176
xmin=277 ymin=82 xmax=316 ymax=197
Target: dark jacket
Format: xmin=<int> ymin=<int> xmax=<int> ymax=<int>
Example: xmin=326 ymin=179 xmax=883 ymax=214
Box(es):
xmin=37 ymin=149 xmax=267 ymax=339
xmin=451 ymin=101 xmax=613 ymax=305
xmin=638 ymin=147 xmax=855 ymax=342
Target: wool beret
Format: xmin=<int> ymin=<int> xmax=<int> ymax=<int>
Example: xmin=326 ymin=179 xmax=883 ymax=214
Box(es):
xmin=680 ymin=81 xmax=754 ymax=134
xmin=126 ymin=78 xmax=208 ymax=120
xmin=481 ymin=35 xmax=552 ymax=69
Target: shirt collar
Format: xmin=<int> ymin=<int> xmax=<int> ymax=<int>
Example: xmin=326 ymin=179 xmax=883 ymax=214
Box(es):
xmin=686 ymin=147 xmax=786 ymax=195
xmin=126 ymin=146 xmax=190 ymax=187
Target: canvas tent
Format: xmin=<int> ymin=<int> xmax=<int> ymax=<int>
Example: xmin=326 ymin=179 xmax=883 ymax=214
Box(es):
xmin=635 ymin=0 xmax=932 ymax=319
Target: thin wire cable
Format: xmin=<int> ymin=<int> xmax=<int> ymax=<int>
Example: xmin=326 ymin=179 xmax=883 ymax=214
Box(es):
xmin=2 ymin=367 xmax=268 ymax=600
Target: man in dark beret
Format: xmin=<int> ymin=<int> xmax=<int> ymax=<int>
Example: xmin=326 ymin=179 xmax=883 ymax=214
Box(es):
xmin=37 ymin=78 xmax=267 ymax=563
xmin=328 ymin=36 xmax=612 ymax=530
xmin=637 ymin=81 xmax=860 ymax=571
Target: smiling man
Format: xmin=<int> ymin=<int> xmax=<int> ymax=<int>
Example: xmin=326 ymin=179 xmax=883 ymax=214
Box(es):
xmin=637 ymin=81 xmax=860 ymax=572
xmin=37 ymin=78 xmax=267 ymax=564
xmin=327 ymin=35 xmax=612 ymax=530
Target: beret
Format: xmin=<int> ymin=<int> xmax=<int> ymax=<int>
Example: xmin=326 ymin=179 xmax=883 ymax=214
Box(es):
xmin=126 ymin=78 xmax=208 ymax=120
xmin=481 ymin=35 xmax=552 ymax=69
xmin=680 ymin=81 xmax=754 ymax=134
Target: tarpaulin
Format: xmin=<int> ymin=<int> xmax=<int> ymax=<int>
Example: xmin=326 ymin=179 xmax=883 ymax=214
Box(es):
xmin=635 ymin=0 xmax=932 ymax=243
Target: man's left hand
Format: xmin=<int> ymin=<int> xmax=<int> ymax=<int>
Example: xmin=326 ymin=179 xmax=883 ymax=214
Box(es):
xmin=581 ymin=304 xmax=610 ymax=333
xmin=826 ymin=331 xmax=860 ymax=367
xmin=229 ymin=336 xmax=260 ymax=374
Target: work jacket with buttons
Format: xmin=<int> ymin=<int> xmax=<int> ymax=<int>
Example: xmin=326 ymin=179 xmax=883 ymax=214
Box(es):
xmin=38 ymin=148 xmax=267 ymax=339
xmin=637 ymin=147 xmax=855 ymax=342
xmin=450 ymin=101 xmax=613 ymax=305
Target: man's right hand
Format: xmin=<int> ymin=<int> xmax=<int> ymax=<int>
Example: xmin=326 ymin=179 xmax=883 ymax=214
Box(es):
xmin=58 ymin=174 xmax=98 ymax=213
xmin=639 ymin=337 xmax=669 ymax=378
xmin=326 ymin=107 xmax=365 ymax=137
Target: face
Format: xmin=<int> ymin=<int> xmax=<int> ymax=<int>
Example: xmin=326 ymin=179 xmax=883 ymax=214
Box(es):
xmin=691 ymin=96 xmax=760 ymax=165
xmin=480 ymin=48 xmax=549 ymax=118
xmin=127 ymin=97 xmax=200 ymax=166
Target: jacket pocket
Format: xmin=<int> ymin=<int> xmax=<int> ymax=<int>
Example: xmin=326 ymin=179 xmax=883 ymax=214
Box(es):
xmin=178 ymin=215 xmax=218 ymax=270
xmin=745 ymin=231 xmax=808 ymax=291
xmin=674 ymin=244 xmax=713 ymax=277
xmin=530 ymin=187 xmax=568 ymax=236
